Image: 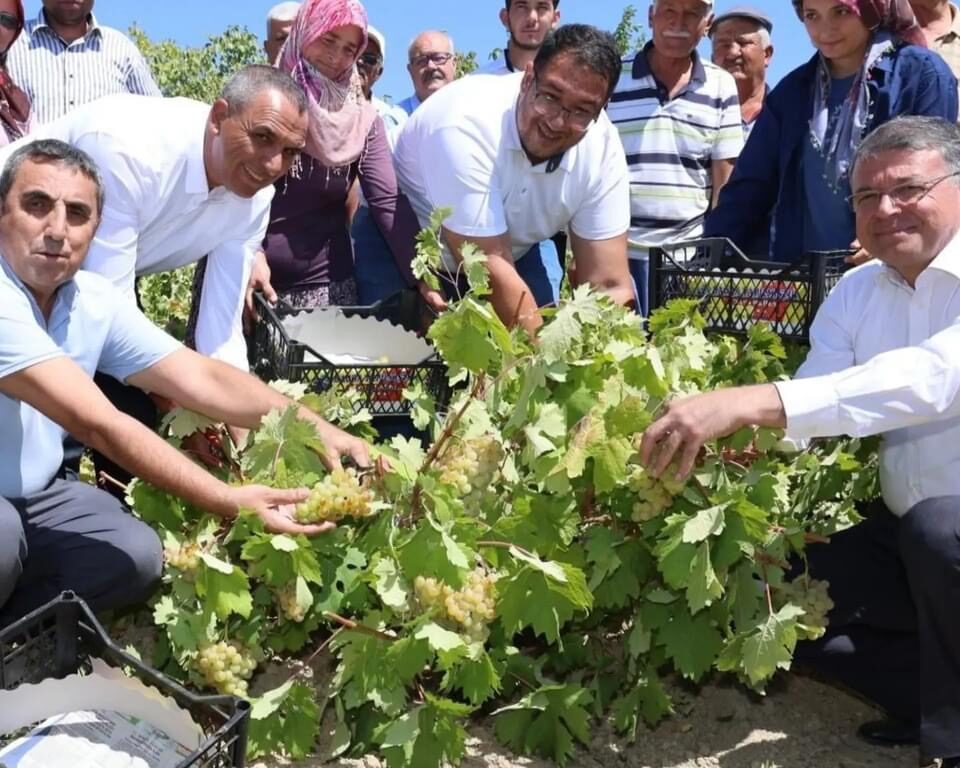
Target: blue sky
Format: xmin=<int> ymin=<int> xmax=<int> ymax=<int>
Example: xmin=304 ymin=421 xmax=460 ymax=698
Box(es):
xmin=24 ymin=1 xmax=815 ymax=103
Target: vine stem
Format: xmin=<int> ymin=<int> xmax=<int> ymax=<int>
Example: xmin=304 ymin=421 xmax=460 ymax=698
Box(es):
xmin=322 ymin=611 xmax=396 ymax=642
xmin=98 ymin=471 xmax=128 ymax=492
xmin=476 ymin=539 xmax=537 ymax=560
xmin=303 ymin=627 xmax=343 ymax=667
xmin=765 ymin=582 xmax=775 ymax=616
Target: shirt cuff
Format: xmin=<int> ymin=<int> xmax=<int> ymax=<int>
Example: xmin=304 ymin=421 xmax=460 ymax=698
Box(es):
xmin=774 ymin=377 xmax=841 ymax=440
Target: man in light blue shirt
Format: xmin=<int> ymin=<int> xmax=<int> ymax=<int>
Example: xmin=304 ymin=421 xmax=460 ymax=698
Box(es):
xmin=0 ymin=139 xmax=371 ymax=625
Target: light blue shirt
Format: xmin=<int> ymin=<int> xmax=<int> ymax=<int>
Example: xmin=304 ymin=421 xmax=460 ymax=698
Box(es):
xmin=0 ymin=258 xmax=180 ymax=497
xmin=397 ymin=93 xmax=422 ymax=116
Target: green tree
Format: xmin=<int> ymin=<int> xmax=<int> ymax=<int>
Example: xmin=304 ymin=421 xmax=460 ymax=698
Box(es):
xmin=128 ymin=25 xmax=264 ymax=336
xmin=614 ymin=5 xmax=647 ymax=56
xmin=455 ymin=50 xmax=479 ymax=77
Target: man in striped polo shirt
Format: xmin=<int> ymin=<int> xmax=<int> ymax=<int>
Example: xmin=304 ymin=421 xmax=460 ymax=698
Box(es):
xmin=608 ymin=0 xmax=743 ymax=316
xmin=6 ymin=0 xmax=161 ymax=126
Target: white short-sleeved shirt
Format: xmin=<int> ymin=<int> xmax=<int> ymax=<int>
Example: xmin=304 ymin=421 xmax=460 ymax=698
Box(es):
xmin=0 ymin=258 xmax=180 ymax=497
xmin=0 ymin=94 xmax=275 ymax=370
xmin=393 ymin=73 xmax=630 ymax=267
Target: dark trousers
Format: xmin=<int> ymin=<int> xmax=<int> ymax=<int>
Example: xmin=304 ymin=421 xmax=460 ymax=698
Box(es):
xmin=62 ymin=372 xmax=158 ymax=497
xmin=0 ymin=478 xmax=162 ymax=627
xmin=797 ymin=497 xmax=960 ymax=759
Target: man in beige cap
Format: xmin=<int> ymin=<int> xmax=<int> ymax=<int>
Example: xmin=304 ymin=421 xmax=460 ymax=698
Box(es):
xmin=709 ymin=6 xmax=773 ymax=140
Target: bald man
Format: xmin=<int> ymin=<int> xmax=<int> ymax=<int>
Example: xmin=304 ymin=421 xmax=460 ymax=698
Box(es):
xmin=397 ymin=30 xmax=457 ymax=115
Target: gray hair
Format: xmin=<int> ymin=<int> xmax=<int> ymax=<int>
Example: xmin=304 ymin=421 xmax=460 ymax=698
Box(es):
xmin=0 ymin=139 xmax=105 ymax=216
xmin=852 ymin=116 xmax=960 ymax=180
xmin=407 ymin=30 xmax=455 ymax=61
xmin=266 ymin=1 xmax=300 ymax=34
xmin=220 ymin=65 xmax=307 ymax=116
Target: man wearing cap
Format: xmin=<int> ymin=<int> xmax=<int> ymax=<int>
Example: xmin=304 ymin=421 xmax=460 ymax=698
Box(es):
xmin=910 ymin=0 xmax=960 ymax=91
xmin=608 ymin=0 xmax=743 ymax=316
xmin=264 ymin=1 xmax=300 ymax=64
xmin=709 ymin=7 xmax=773 ymax=140
xmin=358 ymin=25 xmax=408 ymax=139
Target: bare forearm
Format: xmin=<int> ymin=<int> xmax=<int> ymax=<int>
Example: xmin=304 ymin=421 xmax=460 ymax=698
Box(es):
xmin=736 ymin=384 xmax=787 ymax=429
xmin=487 ymin=256 xmax=541 ymax=335
xmin=83 ymin=413 xmax=237 ymax=517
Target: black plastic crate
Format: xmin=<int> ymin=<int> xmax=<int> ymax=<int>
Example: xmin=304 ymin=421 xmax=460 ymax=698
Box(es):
xmin=648 ymin=238 xmax=850 ymax=342
xmin=0 ymin=592 xmax=249 ymax=768
xmin=248 ymin=291 xmax=451 ymax=418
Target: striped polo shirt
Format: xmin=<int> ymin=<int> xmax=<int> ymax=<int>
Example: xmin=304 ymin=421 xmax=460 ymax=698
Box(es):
xmin=608 ymin=44 xmax=743 ymax=259
xmin=7 ymin=10 xmax=161 ymax=125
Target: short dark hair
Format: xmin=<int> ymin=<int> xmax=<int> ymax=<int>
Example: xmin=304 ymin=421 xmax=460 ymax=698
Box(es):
xmin=0 ymin=139 xmax=105 ymax=216
xmin=852 ymin=116 xmax=960 ymax=180
xmin=505 ymin=0 xmax=559 ymax=8
xmin=220 ymin=64 xmax=308 ymax=116
xmin=533 ymin=24 xmax=620 ymax=103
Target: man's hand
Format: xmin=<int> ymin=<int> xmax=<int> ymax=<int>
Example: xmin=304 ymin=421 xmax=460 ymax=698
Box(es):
xmin=229 ymin=484 xmax=336 ymax=535
xmin=639 ymin=385 xmax=786 ymax=480
xmin=244 ymin=250 xmax=277 ymax=331
xmin=310 ymin=417 xmax=372 ymax=470
xmin=418 ymin=280 xmax=448 ymax=313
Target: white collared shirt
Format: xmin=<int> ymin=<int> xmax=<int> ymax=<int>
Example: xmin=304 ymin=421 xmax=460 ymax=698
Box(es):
xmin=775 ymin=232 xmax=960 ymax=515
xmin=8 ymin=94 xmax=275 ymax=370
xmin=393 ymin=72 xmax=629 ymax=267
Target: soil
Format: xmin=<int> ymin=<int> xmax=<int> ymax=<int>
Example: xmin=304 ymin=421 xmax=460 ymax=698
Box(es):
xmin=254 ymin=670 xmax=920 ymax=768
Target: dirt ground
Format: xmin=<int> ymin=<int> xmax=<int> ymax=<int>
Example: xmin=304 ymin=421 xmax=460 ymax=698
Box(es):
xmin=255 ymin=672 xmax=920 ymax=768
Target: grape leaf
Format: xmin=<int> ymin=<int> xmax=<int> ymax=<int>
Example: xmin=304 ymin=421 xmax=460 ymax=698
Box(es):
xmin=658 ymin=609 xmax=723 ymax=681
xmin=160 ymin=407 xmax=218 ymax=440
xmin=686 ymin=542 xmax=723 ymax=613
xmin=196 ymin=553 xmax=252 ymax=619
xmin=247 ymin=680 xmax=321 ymax=760
xmin=612 ymin=672 xmax=672 ymax=739
xmin=493 ymin=684 xmax=593 ymax=767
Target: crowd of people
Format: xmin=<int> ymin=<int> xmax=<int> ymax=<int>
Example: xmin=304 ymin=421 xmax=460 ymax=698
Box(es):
xmin=3 ymin=0 xmax=960 ymax=765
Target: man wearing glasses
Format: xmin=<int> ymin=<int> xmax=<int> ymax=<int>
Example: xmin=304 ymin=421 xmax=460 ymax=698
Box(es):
xmin=393 ymin=24 xmax=632 ymax=336
xmin=356 ymin=25 xmax=407 ymax=140
xmin=397 ymin=31 xmax=457 ymax=117
xmin=608 ymin=0 xmax=743 ymax=317
xmin=636 ymin=116 xmax=960 ymax=768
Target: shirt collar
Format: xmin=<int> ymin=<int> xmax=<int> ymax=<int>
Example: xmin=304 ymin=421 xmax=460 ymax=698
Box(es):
xmin=32 ymin=8 xmax=101 ymax=39
xmin=504 ymin=91 xmax=571 ymax=174
xmin=878 ymin=228 xmax=960 ymax=288
xmin=632 ymin=41 xmax=706 ymax=85
xmin=186 ymin=113 xmax=212 ymax=197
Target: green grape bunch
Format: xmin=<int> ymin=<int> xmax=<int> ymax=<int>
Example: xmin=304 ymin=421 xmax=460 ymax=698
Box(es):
xmin=435 ymin=436 xmax=503 ymax=507
xmin=163 ymin=540 xmax=201 ymax=573
xmin=414 ymin=568 xmax=498 ymax=642
xmin=295 ymin=467 xmax=376 ymax=523
xmin=195 ymin=641 xmax=257 ymax=698
xmin=627 ymin=433 xmax=688 ymax=521
xmin=276 ymin=583 xmax=307 ymax=623
xmin=778 ymin=576 xmax=834 ymax=631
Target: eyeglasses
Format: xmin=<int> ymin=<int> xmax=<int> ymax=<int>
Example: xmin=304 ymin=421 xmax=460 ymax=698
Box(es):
xmin=0 ymin=12 xmax=18 ymax=31
xmin=847 ymin=171 xmax=960 ymax=212
xmin=357 ymin=53 xmax=382 ymax=69
xmin=530 ymin=74 xmax=597 ymax=132
xmin=410 ymin=52 xmax=453 ymax=68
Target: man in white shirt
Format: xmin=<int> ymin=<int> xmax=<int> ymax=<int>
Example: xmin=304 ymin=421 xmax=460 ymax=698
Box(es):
xmin=394 ymin=24 xmax=633 ymax=335
xmin=638 ymin=116 xmax=960 ymax=768
xmin=0 ymin=65 xmax=308 ymax=489
xmin=0 ymin=139 xmax=370 ymax=624
xmin=479 ymin=0 xmax=560 ymax=76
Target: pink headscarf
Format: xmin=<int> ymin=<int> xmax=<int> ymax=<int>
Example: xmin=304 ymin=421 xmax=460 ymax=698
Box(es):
xmin=277 ymin=0 xmax=377 ymax=168
xmin=791 ymin=0 xmax=926 ymax=47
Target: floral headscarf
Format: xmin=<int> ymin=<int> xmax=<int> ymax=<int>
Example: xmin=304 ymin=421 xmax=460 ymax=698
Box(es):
xmin=0 ymin=0 xmax=30 ymax=143
xmin=791 ymin=0 xmax=926 ymax=47
xmin=276 ymin=0 xmax=376 ymax=168
xmin=793 ymin=0 xmax=927 ymax=190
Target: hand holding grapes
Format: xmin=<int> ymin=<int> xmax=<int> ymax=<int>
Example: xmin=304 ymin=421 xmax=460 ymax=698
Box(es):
xmin=640 ymin=385 xmax=787 ymax=480
xmin=229 ymin=484 xmax=336 ymax=535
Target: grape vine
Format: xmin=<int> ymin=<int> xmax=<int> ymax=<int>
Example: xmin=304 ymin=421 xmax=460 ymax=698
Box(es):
xmin=122 ymin=209 xmax=879 ymax=766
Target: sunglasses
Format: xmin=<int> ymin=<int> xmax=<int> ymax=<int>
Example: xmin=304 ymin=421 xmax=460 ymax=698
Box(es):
xmin=357 ymin=53 xmax=382 ymax=68
xmin=0 ymin=12 xmax=17 ymax=31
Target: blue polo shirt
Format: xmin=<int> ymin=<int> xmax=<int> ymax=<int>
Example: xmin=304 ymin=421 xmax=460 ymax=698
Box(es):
xmin=0 ymin=257 xmax=180 ymax=497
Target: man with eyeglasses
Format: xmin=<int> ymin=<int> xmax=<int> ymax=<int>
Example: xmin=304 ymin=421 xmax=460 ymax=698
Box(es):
xmin=608 ymin=0 xmax=743 ymax=317
xmin=357 ymin=25 xmax=407 ymax=140
xmin=393 ymin=24 xmax=632 ymax=336
xmin=634 ymin=116 xmax=960 ymax=768
xmin=397 ymin=31 xmax=457 ymax=116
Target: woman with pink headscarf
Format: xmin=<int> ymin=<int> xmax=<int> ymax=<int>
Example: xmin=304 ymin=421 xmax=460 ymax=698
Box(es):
xmin=264 ymin=0 xmax=422 ymax=308
xmin=704 ymin=0 xmax=957 ymax=261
